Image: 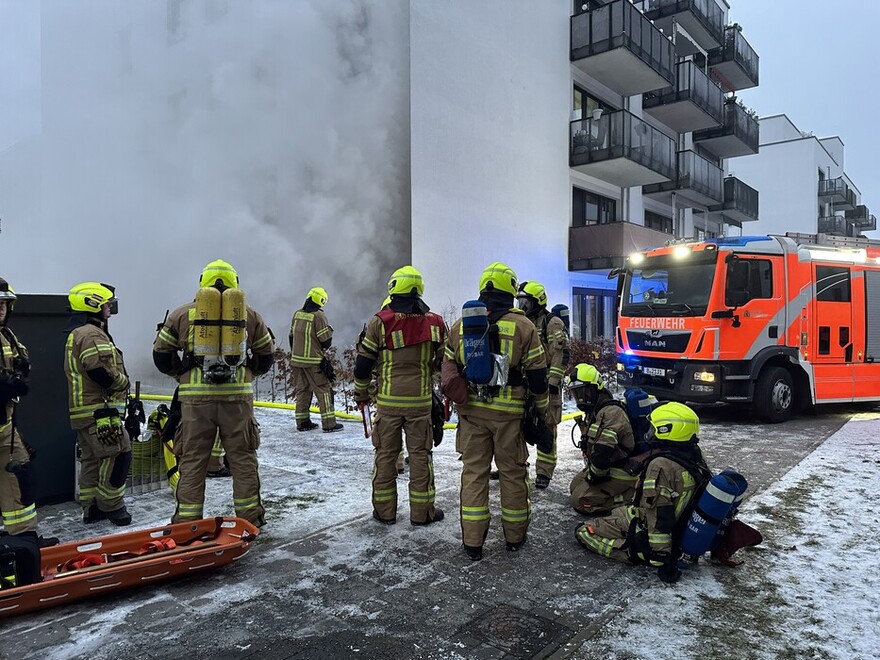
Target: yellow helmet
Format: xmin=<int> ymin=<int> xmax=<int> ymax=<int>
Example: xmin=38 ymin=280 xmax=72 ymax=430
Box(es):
xmin=649 ymin=402 xmax=700 ymax=442
xmin=307 ymin=287 xmax=329 ymax=307
xmin=69 ymin=282 xmax=117 ymax=314
xmin=387 ymin=265 xmax=424 ymax=297
xmin=517 ymin=281 xmax=548 ymax=307
xmin=381 ymin=296 xmax=392 ymax=309
xmin=199 ymin=259 xmax=239 ymax=290
xmin=479 ymin=262 xmax=518 ymax=296
xmin=0 ymin=278 xmax=16 ymax=310
xmin=568 ymin=363 xmax=604 ymax=390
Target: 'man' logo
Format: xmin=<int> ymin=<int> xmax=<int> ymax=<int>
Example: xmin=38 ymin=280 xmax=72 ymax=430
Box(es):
xmin=644 ymin=339 xmax=667 ymax=348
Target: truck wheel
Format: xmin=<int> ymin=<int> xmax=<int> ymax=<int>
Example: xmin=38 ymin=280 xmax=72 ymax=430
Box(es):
xmin=754 ymin=367 xmax=794 ymax=423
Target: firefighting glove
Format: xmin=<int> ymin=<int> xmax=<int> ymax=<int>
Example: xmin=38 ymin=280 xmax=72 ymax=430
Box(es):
xmin=12 ymin=356 xmax=30 ymax=378
xmin=654 ymin=553 xmax=682 ymax=584
xmin=94 ymin=408 xmax=124 ymax=446
xmin=0 ymin=373 xmax=28 ymax=401
xmin=354 ymin=390 xmax=371 ymax=405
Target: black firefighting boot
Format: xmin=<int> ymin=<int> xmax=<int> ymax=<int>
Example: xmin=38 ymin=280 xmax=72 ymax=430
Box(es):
xmin=411 ymin=508 xmax=444 ymax=527
xmin=323 ymin=423 xmax=344 ymax=433
xmin=297 ymin=420 xmax=318 ymax=432
xmin=506 ymin=534 xmax=528 ymax=552
xmin=83 ymin=504 xmax=107 ymax=524
xmin=16 ymin=530 xmax=60 ymax=548
xmin=106 ymin=506 xmax=132 ymax=527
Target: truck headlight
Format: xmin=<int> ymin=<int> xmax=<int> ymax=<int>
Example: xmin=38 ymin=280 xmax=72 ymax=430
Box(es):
xmin=693 ymin=370 xmax=716 ymax=383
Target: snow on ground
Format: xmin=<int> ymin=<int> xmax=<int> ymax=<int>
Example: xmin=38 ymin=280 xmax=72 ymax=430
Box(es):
xmin=588 ymin=412 xmax=880 ymax=660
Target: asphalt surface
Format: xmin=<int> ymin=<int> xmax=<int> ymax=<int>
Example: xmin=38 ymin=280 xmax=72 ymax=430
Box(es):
xmin=0 ymin=403 xmax=856 ymax=660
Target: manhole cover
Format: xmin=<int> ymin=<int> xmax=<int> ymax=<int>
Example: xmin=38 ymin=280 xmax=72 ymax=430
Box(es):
xmin=460 ymin=603 xmax=571 ymax=658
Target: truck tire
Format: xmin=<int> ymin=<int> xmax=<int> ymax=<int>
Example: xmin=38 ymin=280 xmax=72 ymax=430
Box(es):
xmin=754 ymin=366 xmax=794 ymax=423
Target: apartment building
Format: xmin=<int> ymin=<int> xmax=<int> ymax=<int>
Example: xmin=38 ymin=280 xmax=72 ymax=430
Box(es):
xmin=564 ymin=0 xmax=761 ymax=339
xmin=725 ymin=114 xmax=875 ymax=242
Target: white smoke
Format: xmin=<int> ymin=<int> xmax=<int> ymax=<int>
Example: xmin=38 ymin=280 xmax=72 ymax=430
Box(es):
xmin=0 ymin=0 xmax=410 ymax=384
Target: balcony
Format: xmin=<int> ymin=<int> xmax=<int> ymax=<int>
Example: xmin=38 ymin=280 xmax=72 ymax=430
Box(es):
xmin=818 ymin=177 xmax=856 ymax=210
xmin=693 ymin=100 xmax=759 ymax=158
xmin=818 ymin=216 xmax=857 ymax=237
xmin=571 ymin=0 xmax=675 ymax=97
xmin=637 ymin=0 xmax=724 ymax=52
xmin=707 ymin=176 xmax=759 ymax=226
xmin=570 ymin=109 xmax=676 ymax=187
xmin=846 ymin=205 xmax=877 ymax=231
xmin=569 ymin=221 xmax=674 ymax=271
xmin=708 ymin=26 xmax=760 ymax=92
xmin=643 ymin=150 xmax=723 ymax=207
xmin=642 ymin=61 xmax=724 ymax=133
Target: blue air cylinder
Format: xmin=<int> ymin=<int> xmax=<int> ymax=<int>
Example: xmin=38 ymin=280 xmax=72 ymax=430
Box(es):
xmin=461 ymin=300 xmax=493 ymax=385
xmin=551 ymin=304 xmax=570 ymax=332
xmin=679 ymin=470 xmax=748 ymax=560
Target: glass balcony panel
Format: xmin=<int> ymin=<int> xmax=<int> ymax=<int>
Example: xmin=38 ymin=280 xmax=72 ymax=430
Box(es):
xmin=692 ymin=101 xmax=759 ymax=157
xmin=708 ymin=26 xmax=759 ymax=92
xmin=636 ymin=0 xmax=724 ymax=51
xmin=643 ymin=61 xmax=724 ymax=132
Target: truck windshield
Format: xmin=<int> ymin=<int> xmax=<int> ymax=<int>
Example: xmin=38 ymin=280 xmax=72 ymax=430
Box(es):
xmin=621 ymin=252 xmax=718 ymax=317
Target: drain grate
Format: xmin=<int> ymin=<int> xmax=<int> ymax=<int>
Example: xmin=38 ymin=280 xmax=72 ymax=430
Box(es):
xmin=459 ymin=603 xmax=571 ymax=658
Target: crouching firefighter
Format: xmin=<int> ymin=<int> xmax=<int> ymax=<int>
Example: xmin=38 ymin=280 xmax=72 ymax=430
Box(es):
xmin=0 ymin=279 xmax=58 ymax=547
xmin=152 ymin=260 xmax=275 ymax=527
xmin=575 ymin=402 xmax=712 ymax=583
xmin=568 ymin=364 xmax=638 ymax=516
xmin=354 ymin=266 xmax=446 ymax=526
xmin=64 ymin=282 xmax=133 ymax=526
xmin=442 ymin=262 xmax=548 ymax=561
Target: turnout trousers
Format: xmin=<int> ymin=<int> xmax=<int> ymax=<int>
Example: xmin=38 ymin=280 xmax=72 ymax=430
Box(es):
xmin=457 ymin=413 xmax=530 ymax=547
xmin=569 ymin=468 xmax=639 ymax=516
xmin=77 ymin=424 xmax=131 ymax=516
xmin=292 ymin=366 xmax=337 ymax=430
xmin=371 ymin=408 xmax=436 ymax=523
xmin=172 ymin=400 xmax=264 ymax=526
xmin=575 ymin=505 xmax=638 ymax=563
xmin=0 ymin=424 xmax=37 ymax=534
xmin=535 ymin=395 xmax=562 ymax=480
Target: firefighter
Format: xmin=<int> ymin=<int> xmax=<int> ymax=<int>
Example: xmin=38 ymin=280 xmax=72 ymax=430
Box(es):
xmin=0 ymin=279 xmax=58 ymax=547
xmin=152 ymin=260 xmax=275 ymax=527
xmin=442 ymin=262 xmax=548 ymax=561
xmin=575 ymin=402 xmax=711 ymax=584
xmin=515 ymin=280 xmax=569 ymax=489
xmin=63 ymin=282 xmax=132 ymax=526
xmin=354 ymin=266 xmax=446 ymax=525
xmin=568 ymin=363 xmax=638 ymax=515
xmin=289 ymin=287 xmax=342 ymax=433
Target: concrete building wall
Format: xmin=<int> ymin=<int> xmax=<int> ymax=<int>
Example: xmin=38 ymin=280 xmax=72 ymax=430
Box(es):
xmin=410 ymin=0 xmax=571 ymax=315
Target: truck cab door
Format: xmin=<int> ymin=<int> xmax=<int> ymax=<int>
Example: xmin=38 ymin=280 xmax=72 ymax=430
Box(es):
xmin=810 ymin=264 xmax=855 ymax=401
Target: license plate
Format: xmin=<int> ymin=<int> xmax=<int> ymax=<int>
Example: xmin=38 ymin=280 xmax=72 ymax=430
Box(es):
xmin=642 ymin=367 xmax=666 ymax=377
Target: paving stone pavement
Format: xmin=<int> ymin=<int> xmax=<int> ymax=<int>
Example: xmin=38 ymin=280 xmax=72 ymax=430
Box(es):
xmin=0 ymin=403 xmax=856 ymax=659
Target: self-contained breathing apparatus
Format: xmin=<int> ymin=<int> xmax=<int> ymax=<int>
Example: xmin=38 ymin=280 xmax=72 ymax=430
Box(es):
xmin=192 ymin=286 xmax=248 ymax=384
xmin=460 ymin=300 xmax=509 ymax=403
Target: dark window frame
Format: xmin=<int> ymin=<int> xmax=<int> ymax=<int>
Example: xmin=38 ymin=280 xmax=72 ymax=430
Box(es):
xmin=645 ymin=210 xmax=673 ymax=234
xmin=725 ymin=258 xmax=773 ymax=307
xmin=572 ymin=187 xmax=617 ymax=227
xmin=816 ymin=265 xmax=851 ymax=303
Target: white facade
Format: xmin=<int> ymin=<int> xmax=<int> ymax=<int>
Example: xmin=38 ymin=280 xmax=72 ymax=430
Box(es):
xmin=729 ymin=114 xmax=865 ymax=238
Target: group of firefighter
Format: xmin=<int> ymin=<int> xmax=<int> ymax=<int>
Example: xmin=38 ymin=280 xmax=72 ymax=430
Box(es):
xmin=0 ymin=259 xmax=744 ymax=583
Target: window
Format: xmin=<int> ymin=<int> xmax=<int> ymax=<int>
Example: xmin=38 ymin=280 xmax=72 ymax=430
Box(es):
xmin=725 ymin=258 xmax=773 ymax=307
xmin=573 ymin=85 xmax=613 ymax=121
xmin=572 ymin=287 xmax=617 ymax=340
xmin=694 ymin=226 xmax=718 ymax=241
xmin=816 ymin=265 xmax=851 ymax=302
xmin=573 ymin=187 xmax=617 ymax=226
xmin=645 ymin=210 xmax=673 ymax=235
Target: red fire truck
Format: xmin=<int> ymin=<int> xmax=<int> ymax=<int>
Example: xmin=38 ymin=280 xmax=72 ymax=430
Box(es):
xmin=614 ymin=234 xmax=880 ymax=422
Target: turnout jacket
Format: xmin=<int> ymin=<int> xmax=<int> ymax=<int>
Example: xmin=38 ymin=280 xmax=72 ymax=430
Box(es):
xmin=634 ymin=455 xmax=702 ymax=559
xmin=153 ymin=302 xmax=274 ymax=402
xmin=354 ymin=309 xmax=445 ymax=413
xmin=577 ymin=402 xmax=636 ymax=481
xmin=64 ymin=319 xmax=129 ymax=429
xmin=289 ymin=309 xmax=332 ymax=368
xmin=444 ymin=308 xmax=548 ymax=419
xmin=0 ymin=326 xmax=28 ymax=431
xmin=534 ymin=308 xmax=569 ymax=390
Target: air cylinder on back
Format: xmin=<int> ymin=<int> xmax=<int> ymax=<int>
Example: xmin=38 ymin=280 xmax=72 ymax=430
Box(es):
xmin=220 ymin=287 xmax=246 ymax=367
xmin=680 ymin=469 xmax=748 ymax=560
xmin=461 ymin=300 xmax=493 ymax=385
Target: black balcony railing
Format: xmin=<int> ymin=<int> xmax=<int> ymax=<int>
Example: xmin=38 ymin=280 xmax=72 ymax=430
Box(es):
xmin=571 ymin=0 xmax=674 ymax=84
xmin=643 ymin=61 xmax=724 ymax=125
xmin=637 ymin=0 xmax=724 ymax=47
xmin=569 ymin=221 xmax=675 ymax=271
xmin=570 ymin=109 xmax=676 ymax=181
xmin=693 ymin=100 xmax=759 ymax=155
xmin=846 ymin=205 xmax=877 ymax=230
xmin=678 ymin=150 xmax=722 ymax=201
xmin=818 ymin=216 xmax=856 ymax=237
xmin=818 ymin=177 xmax=856 ymax=207
xmin=722 ymin=176 xmax=758 ymax=221
xmin=708 ymin=26 xmax=759 ymax=90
